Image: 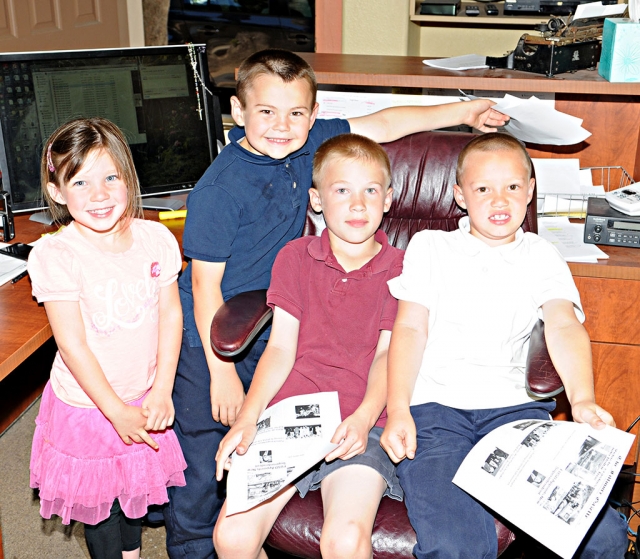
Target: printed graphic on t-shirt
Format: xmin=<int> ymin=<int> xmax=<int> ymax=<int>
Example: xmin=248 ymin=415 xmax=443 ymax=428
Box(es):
xmin=91 ymin=261 xmax=161 ymax=335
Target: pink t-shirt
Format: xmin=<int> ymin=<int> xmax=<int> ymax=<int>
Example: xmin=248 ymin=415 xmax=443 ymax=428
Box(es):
xmin=28 ymin=219 xmax=182 ymax=408
xmin=267 ymin=229 xmax=404 ymax=428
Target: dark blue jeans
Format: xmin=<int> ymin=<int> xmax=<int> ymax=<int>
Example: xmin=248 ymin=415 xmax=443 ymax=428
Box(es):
xmin=164 ymin=335 xmax=266 ymax=559
xmin=397 ymin=401 xmax=629 ymax=559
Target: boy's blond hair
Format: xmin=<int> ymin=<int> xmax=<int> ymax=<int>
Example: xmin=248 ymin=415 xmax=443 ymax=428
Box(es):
xmin=235 ymin=49 xmax=317 ymax=108
xmin=456 ymin=132 xmax=532 ymax=184
xmin=313 ymin=133 xmax=391 ymax=190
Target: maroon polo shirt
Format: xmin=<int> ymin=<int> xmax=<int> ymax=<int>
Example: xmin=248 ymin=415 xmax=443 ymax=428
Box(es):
xmin=267 ymin=229 xmax=404 ymax=428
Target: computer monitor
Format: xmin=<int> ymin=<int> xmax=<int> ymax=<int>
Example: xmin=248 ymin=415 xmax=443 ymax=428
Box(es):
xmin=0 ymin=44 xmax=223 ymax=213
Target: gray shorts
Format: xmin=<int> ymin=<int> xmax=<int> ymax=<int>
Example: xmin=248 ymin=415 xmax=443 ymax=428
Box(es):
xmin=294 ymin=426 xmax=404 ymax=501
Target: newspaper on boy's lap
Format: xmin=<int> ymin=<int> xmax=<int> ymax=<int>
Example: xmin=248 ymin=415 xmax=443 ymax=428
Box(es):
xmin=453 ymin=419 xmax=635 ymax=559
xmin=225 ymin=392 xmax=342 ymax=516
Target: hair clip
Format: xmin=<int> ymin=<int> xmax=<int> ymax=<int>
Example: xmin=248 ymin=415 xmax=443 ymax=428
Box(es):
xmin=46 ymin=144 xmax=55 ymax=173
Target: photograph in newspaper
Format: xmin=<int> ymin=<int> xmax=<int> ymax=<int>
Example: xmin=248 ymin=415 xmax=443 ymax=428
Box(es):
xmin=225 ymin=391 xmax=342 ymax=515
xmin=452 ymin=420 xmax=635 ymax=559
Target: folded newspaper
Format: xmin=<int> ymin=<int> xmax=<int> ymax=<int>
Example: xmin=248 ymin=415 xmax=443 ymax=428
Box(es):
xmin=225 ymin=391 xmax=342 ymax=515
xmin=453 ymin=419 xmax=635 ymax=559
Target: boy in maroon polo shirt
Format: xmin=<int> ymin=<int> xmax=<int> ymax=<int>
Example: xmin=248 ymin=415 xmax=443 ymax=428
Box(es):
xmin=213 ymin=133 xmax=404 ymax=559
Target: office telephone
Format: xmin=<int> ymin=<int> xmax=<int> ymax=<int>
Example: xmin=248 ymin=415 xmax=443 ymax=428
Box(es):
xmin=605 ymin=184 xmax=640 ymax=216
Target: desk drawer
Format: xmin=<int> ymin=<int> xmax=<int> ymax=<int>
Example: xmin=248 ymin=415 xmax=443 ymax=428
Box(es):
xmin=575 ymin=277 xmax=640 ymax=345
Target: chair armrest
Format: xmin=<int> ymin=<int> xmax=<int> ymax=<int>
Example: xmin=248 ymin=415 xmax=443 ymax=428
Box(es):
xmin=526 ymin=319 xmax=565 ymax=398
xmin=210 ymin=290 xmax=273 ymax=357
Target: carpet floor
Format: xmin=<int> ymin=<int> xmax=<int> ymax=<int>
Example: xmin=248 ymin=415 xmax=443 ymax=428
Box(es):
xmin=0 ymin=397 xmax=169 ymax=559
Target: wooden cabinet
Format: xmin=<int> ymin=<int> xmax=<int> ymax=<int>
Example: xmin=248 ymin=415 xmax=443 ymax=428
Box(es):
xmin=572 ymin=276 xmax=640 ymax=464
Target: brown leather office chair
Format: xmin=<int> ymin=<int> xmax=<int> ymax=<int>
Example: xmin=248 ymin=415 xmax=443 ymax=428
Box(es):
xmin=210 ymin=130 xmax=563 ymax=558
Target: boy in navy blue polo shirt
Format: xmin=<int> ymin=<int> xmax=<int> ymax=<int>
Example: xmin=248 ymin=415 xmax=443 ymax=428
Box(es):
xmin=164 ymin=48 xmax=509 ymax=559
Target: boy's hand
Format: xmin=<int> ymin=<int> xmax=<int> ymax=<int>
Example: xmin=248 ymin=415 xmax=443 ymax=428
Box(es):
xmin=325 ymin=413 xmax=371 ymax=462
xmin=464 ymin=99 xmax=509 ymax=132
xmin=380 ymin=410 xmax=417 ymax=463
xmin=110 ymin=403 xmax=159 ymax=450
xmin=571 ymin=401 xmax=616 ymax=430
xmin=210 ymin=366 xmax=245 ymax=426
xmin=215 ymin=419 xmax=257 ymax=481
xmin=142 ymin=388 xmax=175 ymax=432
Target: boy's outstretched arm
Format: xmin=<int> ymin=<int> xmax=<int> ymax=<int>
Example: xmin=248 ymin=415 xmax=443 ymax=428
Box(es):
xmin=192 ymin=259 xmax=246 ymax=427
xmin=542 ymin=298 xmax=615 ymax=430
xmin=380 ymin=300 xmax=430 ymax=463
xmin=348 ymin=99 xmax=508 ymax=144
xmin=325 ymin=330 xmax=391 ymax=462
xmin=215 ymin=306 xmax=299 ymax=480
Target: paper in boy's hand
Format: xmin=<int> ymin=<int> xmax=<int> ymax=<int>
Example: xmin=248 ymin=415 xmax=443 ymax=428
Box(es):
xmin=225 ymin=392 xmax=342 ymax=515
xmin=453 ymin=419 xmax=634 ymax=559
xmin=492 ymin=95 xmax=591 ymax=145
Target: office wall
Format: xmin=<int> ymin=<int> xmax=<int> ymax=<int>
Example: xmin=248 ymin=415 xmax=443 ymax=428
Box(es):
xmin=342 ymin=0 xmax=413 ymax=55
xmin=340 ymin=0 xmax=524 ymax=58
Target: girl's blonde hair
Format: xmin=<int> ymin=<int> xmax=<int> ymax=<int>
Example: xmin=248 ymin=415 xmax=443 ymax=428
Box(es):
xmin=42 ymin=117 xmax=143 ymax=224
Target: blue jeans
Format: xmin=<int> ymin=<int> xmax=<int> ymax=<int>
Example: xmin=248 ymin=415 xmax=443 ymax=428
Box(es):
xmin=396 ymin=401 xmax=629 ymax=559
xmin=163 ymin=335 xmax=266 ymax=559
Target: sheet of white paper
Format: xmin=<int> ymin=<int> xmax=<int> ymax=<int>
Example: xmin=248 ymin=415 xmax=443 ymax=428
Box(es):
xmin=225 ymin=392 xmax=342 ymax=515
xmin=574 ymin=1 xmax=627 ymax=19
xmin=532 ymin=159 xmax=582 ymax=195
xmin=492 ymin=95 xmax=591 ymax=145
xmin=423 ymin=55 xmax=488 ymax=71
xmin=538 ymin=217 xmax=609 ymax=262
xmin=579 ymin=168 xmax=594 ymax=188
xmin=453 ymin=420 xmax=634 ymax=559
xmin=0 ymin=243 xmax=28 ymax=286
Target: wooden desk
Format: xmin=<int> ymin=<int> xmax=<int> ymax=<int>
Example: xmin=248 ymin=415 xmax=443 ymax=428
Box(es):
xmin=300 ymin=53 xmax=640 ymax=180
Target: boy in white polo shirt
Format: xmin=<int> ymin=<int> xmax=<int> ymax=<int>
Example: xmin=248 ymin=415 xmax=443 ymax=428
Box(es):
xmin=381 ymin=133 xmax=628 ymax=559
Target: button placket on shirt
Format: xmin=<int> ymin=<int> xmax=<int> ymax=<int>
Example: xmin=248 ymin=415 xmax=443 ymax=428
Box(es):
xmin=282 ymin=159 xmax=300 ymax=208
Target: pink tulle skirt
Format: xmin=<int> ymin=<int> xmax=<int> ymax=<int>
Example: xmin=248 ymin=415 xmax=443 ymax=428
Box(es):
xmin=30 ymin=382 xmax=187 ymax=525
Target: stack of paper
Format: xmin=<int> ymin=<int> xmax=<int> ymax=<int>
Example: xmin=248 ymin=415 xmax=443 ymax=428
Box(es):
xmin=0 ymin=249 xmax=27 ymax=286
xmin=533 ymin=159 xmax=606 ymax=217
xmin=537 ymin=217 xmax=608 ymax=263
xmin=492 ymin=95 xmax=591 ymax=145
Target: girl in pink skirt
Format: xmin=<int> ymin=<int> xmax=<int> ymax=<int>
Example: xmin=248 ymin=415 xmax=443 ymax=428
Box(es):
xmin=27 ymin=117 xmax=187 ymax=559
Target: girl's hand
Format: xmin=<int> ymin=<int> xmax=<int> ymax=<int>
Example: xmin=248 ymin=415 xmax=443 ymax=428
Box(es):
xmin=110 ymin=403 xmax=159 ymax=450
xmin=215 ymin=418 xmax=257 ymax=481
xmin=325 ymin=413 xmax=371 ymax=462
xmin=142 ymin=388 xmax=175 ymax=432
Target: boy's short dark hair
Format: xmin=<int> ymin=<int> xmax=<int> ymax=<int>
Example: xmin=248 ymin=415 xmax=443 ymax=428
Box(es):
xmin=236 ymin=49 xmax=317 ymax=107
xmin=456 ymin=132 xmax=532 ymax=184
xmin=313 ymin=133 xmax=391 ymax=189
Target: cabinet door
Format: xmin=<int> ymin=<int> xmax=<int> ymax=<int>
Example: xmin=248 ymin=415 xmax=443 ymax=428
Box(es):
xmin=592 ymin=342 xmax=640 ymax=465
xmin=0 ymin=0 xmax=131 ymax=52
xmin=575 ymin=276 xmax=640 ymax=346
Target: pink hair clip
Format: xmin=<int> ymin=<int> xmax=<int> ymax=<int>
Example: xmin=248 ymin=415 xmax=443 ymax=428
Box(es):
xmin=46 ymin=144 xmax=55 ymax=173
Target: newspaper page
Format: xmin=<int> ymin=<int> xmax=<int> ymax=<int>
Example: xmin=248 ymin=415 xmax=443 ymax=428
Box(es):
xmin=453 ymin=420 xmax=634 ymax=559
xmin=225 ymin=391 xmax=342 ymax=516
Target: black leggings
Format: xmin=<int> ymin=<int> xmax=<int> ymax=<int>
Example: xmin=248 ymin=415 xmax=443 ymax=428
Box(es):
xmin=83 ymin=500 xmax=142 ymax=559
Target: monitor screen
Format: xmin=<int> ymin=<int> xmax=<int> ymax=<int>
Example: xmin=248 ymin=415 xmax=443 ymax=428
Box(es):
xmin=0 ymin=44 xmax=222 ymax=213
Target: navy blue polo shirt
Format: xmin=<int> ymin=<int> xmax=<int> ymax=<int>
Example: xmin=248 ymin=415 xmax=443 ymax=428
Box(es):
xmin=179 ymin=117 xmax=350 ymax=347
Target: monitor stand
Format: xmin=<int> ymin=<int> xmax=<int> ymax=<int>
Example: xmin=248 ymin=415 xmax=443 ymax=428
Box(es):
xmin=29 ymin=211 xmax=55 ymax=225
xmin=141 ymin=197 xmax=185 ymax=211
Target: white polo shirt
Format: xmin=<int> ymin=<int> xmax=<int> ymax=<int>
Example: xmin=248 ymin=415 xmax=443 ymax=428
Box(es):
xmin=388 ymin=217 xmax=584 ymax=410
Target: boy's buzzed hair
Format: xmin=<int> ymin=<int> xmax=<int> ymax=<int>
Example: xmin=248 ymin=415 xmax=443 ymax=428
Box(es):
xmin=236 ymin=49 xmax=318 ymax=107
xmin=313 ymin=133 xmax=392 ymax=189
xmin=456 ymin=132 xmax=532 ymax=184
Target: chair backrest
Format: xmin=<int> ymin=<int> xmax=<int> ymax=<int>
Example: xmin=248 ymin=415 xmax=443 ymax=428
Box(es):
xmin=304 ymin=130 xmax=537 ymax=249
